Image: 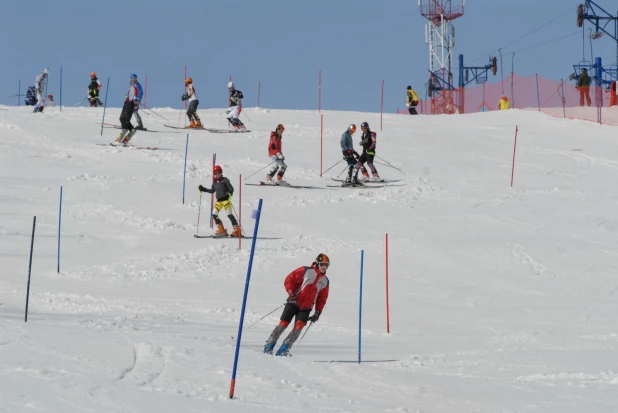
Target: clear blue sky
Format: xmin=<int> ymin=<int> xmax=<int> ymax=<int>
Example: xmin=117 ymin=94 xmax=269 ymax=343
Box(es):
xmin=1 ymin=0 xmax=616 ymax=112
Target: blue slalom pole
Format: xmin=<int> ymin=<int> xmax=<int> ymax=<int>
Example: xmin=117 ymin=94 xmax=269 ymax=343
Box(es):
xmin=230 ymin=198 xmax=264 ymax=399
xmin=57 ymin=186 xmax=63 ymax=273
xmin=59 ymin=67 xmax=63 ymax=112
xmin=358 ymin=249 xmax=364 ymax=364
xmin=210 ymin=153 xmax=216 ymax=228
xmin=182 ymin=133 xmax=189 ymax=204
xmin=18 ymin=80 xmax=20 ymax=106
xmin=100 ymin=77 xmax=110 ymax=136
xmin=25 ymin=216 xmax=37 ymax=322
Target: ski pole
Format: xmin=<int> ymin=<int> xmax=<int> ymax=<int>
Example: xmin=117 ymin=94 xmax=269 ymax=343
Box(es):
xmin=373 ymin=161 xmax=406 ymax=176
xmin=196 ymin=192 xmax=203 ymax=235
xmin=242 ymin=111 xmax=251 ymax=122
xmin=337 ymin=165 xmax=350 ymax=177
xmin=375 ymin=155 xmax=406 ymax=175
xmin=177 ymin=107 xmax=183 ymax=127
xmin=142 ymin=107 xmax=169 ymax=121
xmin=242 ymin=303 xmax=285 ymax=331
xmin=322 ymin=158 xmax=344 ymax=175
xmin=297 ymin=321 xmax=313 ymax=346
xmin=244 ymin=160 xmax=276 ymax=181
xmin=231 ymin=204 xmax=247 ymax=237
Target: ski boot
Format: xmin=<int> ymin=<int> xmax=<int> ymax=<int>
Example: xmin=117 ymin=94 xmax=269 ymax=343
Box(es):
xmin=276 ymin=343 xmax=290 ymax=357
xmin=187 ymin=120 xmax=196 ymax=128
xmin=215 ymin=223 xmax=228 ymax=237
xmin=264 ymin=343 xmax=275 ymax=355
xmin=371 ymin=173 xmax=381 ymax=181
xmin=194 ymin=119 xmax=202 ymax=128
xmin=121 ymin=129 xmax=137 ymax=145
xmin=264 ymin=174 xmax=273 ymax=183
xmin=231 ymin=225 xmax=242 ymax=237
xmin=135 ymin=125 xmax=147 ymax=131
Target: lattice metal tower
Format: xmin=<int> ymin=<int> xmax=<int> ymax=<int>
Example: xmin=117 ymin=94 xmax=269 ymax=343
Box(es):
xmin=419 ymin=0 xmax=465 ymax=114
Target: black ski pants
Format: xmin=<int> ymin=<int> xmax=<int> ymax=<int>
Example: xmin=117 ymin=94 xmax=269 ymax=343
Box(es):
xmin=119 ymin=100 xmax=135 ymax=130
xmin=187 ymin=100 xmax=200 ymax=121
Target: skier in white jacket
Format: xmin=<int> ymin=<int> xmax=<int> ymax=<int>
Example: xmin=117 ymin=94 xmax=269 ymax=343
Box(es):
xmin=33 ymin=69 xmax=48 ymax=113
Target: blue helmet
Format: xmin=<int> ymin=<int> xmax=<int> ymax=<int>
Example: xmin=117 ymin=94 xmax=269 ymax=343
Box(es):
xmin=130 ymin=74 xmax=138 ymax=80
xmin=361 ymin=122 xmax=369 ymax=130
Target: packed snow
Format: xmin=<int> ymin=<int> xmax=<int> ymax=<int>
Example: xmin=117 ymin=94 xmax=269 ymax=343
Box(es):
xmin=1 ymin=105 xmax=618 ymax=412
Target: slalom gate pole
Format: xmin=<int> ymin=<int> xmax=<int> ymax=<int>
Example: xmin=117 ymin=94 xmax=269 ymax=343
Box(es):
xmin=144 ymin=74 xmax=148 ymax=108
xmin=318 ymin=69 xmax=322 ymax=112
xmin=100 ymin=77 xmax=110 ymax=136
xmin=257 ymin=81 xmax=261 ymax=108
xmin=320 ymin=114 xmax=323 ymax=177
xmin=25 ymin=216 xmax=37 ymax=322
xmin=210 ymin=154 xmax=216 ymax=228
xmin=18 ymin=80 xmax=20 ymax=106
xmin=182 ymin=134 xmax=189 ymax=204
xmin=510 ymin=125 xmax=518 ymax=187
xmin=238 ymin=174 xmax=242 ymax=249
xmin=59 ymin=67 xmax=63 ymax=112
xmin=358 ymin=250 xmax=364 ymax=363
xmin=230 ymin=198 xmax=264 ymax=400
xmin=57 ymin=187 xmax=63 ymax=273
xmin=322 ymin=158 xmax=344 ymax=175
xmin=380 ymin=80 xmax=384 ymax=131
xmin=196 ymin=192 xmax=202 ymax=236
xmin=385 ymin=233 xmax=390 ymax=333
xmin=243 ymin=160 xmax=276 ymax=181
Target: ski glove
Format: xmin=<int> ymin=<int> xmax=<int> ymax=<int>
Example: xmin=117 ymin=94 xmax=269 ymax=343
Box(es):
xmin=286 ymin=292 xmax=298 ymax=302
xmin=270 ymin=144 xmax=277 ymax=150
xmin=276 ymin=153 xmax=284 ymax=160
xmin=198 ymin=185 xmax=207 ymax=192
xmin=309 ymin=310 xmax=321 ymax=323
xmin=181 ymin=94 xmax=189 ymax=101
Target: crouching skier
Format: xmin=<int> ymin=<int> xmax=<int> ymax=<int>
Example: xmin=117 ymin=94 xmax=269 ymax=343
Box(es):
xmin=264 ymin=254 xmax=331 ymax=356
xmin=198 ymin=165 xmax=242 ymax=238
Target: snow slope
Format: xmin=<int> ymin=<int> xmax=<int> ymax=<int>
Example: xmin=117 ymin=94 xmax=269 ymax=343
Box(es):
xmin=1 ymin=105 xmax=618 ymax=412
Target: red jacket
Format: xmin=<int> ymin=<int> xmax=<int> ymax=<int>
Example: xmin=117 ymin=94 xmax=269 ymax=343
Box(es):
xmin=268 ymin=131 xmax=282 ymax=157
xmin=284 ymin=264 xmax=329 ymax=312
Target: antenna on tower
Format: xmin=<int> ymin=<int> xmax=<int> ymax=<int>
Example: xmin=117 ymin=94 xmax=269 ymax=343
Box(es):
xmin=419 ymin=0 xmax=465 ymax=114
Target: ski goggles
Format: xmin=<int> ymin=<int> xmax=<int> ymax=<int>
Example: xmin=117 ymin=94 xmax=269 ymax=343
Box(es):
xmin=318 ymin=262 xmax=330 ymax=268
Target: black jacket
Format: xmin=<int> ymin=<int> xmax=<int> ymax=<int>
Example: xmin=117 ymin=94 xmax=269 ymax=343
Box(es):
xmin=359 ymin=130 xmax=377 ymax=154
xmin=201 ymin=177 xmax=234 ymax=201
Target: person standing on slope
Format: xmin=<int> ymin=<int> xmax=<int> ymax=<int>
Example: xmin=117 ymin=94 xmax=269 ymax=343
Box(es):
xmin=88 ymin=72 xmax=104 ymax=107
xmin=340 ymin=124 xmax=359 ymax=183
xmin=198 ymin=165 xmax=242 ymax=237
xmin=33 ymin=68 xmax=48 ymax=113
xmin=182 ymin=78 xmax=202 ymax=128
xmin=25 ymin=86 xmax=37 ymax=106
xmin=264 ymin=253 xmax=331 ymax=357
xmin=115 ymin=74 xmax=140 ymax=145
xmin=265 ymin=124 xmax=287 ymax=184
xmin=406 ymin=85 xmax=419 ymax=115
xmin=577 ymin=68 xmax=592 ymax=107
xmin=351 ymin=122 xmax=380 ymax=184
xmin=227 ymin=82 xmax=245 ymax=129
xmin=129 ymin=74 xmax=146 ymax=130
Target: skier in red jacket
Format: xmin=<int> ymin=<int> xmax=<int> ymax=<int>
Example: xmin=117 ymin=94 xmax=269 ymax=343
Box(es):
xmin=264 ymin=254 xmax=331 ymax=356
xmin=265 ymin=124 xmax=287 ymax=184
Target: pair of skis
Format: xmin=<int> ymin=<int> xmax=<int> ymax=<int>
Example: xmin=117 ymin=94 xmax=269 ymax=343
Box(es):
xmin=96 ymin=143 xmax=158 ymax=150
xmin=194 ymin=234 xmax=250 ymax=239
xmin=246 ymin=181 xmax=318 ymax=189
xmin=164 ymin=124 xmax=250 ymax=133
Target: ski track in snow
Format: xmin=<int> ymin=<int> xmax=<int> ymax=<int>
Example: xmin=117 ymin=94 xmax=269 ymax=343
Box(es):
xmin=2 ymin=107 xmax=618 ymax=412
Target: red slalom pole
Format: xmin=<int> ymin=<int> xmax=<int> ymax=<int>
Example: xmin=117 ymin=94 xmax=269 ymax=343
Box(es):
xmin=320 ymin=114 xmax=323 ymax=177
xmin=510 ymin=125 xmax=518 ymax=187
xmin=228 ymin=75 xmax=232 ymax=127
xmin=238 ymin=174 xmax=242 ymax=249
xmin=144 ymin=74 xmax=148 ymax=109
xmin=318 ymin=69 xmax=322 ymax=112
xmin=380 ymin=80 xmax=384 ymax=131
xmin=258 ymin=81 xmax=261 ymax=108
xmin=385 ymin=233 xmax=390 ymax=333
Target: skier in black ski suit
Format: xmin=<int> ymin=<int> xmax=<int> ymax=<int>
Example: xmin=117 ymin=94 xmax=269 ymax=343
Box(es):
xmin=352 ymin=122 xmax=380 ymax=183
xmin=198 ymin=165 xmax=242 ymax=237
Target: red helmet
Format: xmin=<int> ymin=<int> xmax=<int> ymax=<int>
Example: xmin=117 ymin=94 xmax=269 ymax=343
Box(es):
xmin=91 ymin=72 xmax=96 ymax=77
xmin=213 ymin=165 xmax=223 ymax=180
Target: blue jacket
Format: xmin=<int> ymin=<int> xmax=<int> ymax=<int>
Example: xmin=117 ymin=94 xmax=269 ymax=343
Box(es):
xmin=134 ymin=82 xmax=144 ymax=101
xmin=340 ymin=131 xmax=354 ymax=151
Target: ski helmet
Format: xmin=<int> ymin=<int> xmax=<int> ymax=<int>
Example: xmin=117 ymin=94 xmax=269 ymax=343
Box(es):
xmin=315 ymin=253 xmax=330 ymax=268
xmin=185 ymin=77 xmax=193 ymax=84
xmin=348 ymin=124 xmax=356 ymax=133
xmin=276 ymin=124 xmax=285 ymax=132
xmin=361 ymin=122 xmax=369 ymax=131
xmin=47 ymin=94 xmax=53 ymax=99
xmin=91 ymin=72 xmax=96 ymax=77
xmin=213 ymin=165 xmax=223 ymax=175
xmin=42 ymin=68 xmax=48 ymax=75
xmin=131 ymin=74 xmax=138 ymax=80
xmin=228 ymin=81 xmax=234 ymax=89
xmin=407 ymin=85 xmax=412 ymax=90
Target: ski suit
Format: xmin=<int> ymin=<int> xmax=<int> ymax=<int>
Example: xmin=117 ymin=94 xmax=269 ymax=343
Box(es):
xmin=118 ymin=83 xmax=140 ymax=141
xmin=353 ymin=129 xmax=379 ymax=181
xmin=198 ymin=177 xmax=238 ymax=227
xmin=227 ymin=89 xmax=244 ymax=127
xmin=132 ymin=81 xmax=144 ymax=128
xmin=184 ymin=84 xmax=200 ymax=125
xmin=267 ymin=130 xmax=287 ymax=180
xmin=340 ymin=130 xmax=358 ymax=182
xmin=265 ymin=264 xmax=330 ymax=355
xmin=407 ymin=88 xmax=419 ymax=115
xmin=88 ymin=77 xmax=103 ymax=107
xmin=25 ymin=87 xmax=37 ymax=106
xmin=34 ymin=71 xmax=47 ymax=112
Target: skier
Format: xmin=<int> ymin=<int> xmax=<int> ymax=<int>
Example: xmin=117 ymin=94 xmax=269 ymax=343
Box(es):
xmin=340 ymin=124 xmax=359 ymax=183
xmin=406 ymin=85 xmax=419 ymax=115
xmin=114 ymin=74 xmax=140 ymax=146
xmin=227 ymin=82 xmax=245 ymax=129
xmin=264 ymin=253 xmax=331 ymax=357
xmin=47 ymin=95 xmax=55 ymax=107
xmin=198 ymin=166 xmax=242 ymax=237
xmin=577 ymin=68 xmax=592 ymax=107
xmin=129 ymin=74 xmax=145 ymax=130
xmin=88 ymin=72 xmax=104 ymax=107
xmin=181 ymin=78 xmax=202 ymax=128
xmin=265 ymin=124 xmax=287 ymax=184
xmin=351 ymin=122 xmax=380 ymax=184
xmin=25 ymin=86 xmax=37 ymax=106
xmin=497 ymin=95 xmax=510 ymax=110
xmin=33 ymin=68 xmax=48 ymax=113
